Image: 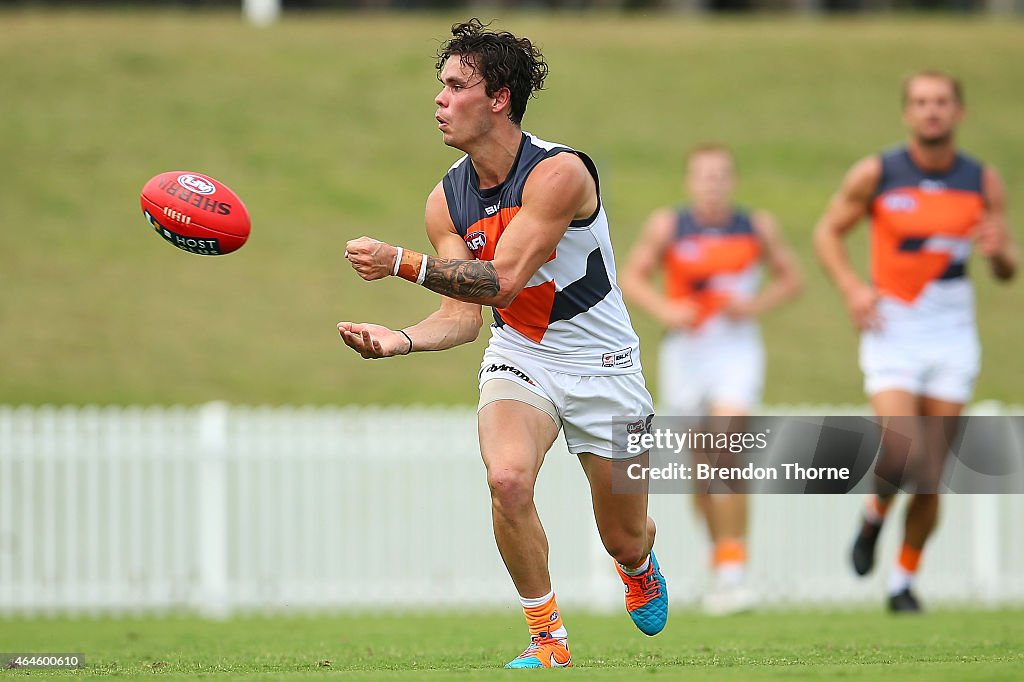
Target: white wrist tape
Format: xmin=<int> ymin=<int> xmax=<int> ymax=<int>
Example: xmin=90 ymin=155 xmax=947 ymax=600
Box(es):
xmin=416 ymin=254 xmax=428 ymax=285
xmin=392 ymin=247 xmax=404 ymax=277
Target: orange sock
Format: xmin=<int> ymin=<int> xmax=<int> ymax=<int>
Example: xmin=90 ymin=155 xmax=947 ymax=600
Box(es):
xmin=522 ymin=593 xmax=564 ymax=636
xmin=865 ymin=495 xmax=893 ymax=524
xmin=713 ymin=538 xmax=747 ymax=567
xmin=898 ymin=543 xmax=922 ymax=573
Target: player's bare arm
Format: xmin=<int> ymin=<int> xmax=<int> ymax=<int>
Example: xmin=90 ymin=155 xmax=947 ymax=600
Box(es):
xmin=345 ymin=153 xmax=593 ymax=308
xmin=620 ymin=208 xmax=699 ymax=329
xmin=338 ymin=183 xmax=482 ymax=359
xmin=422 ymin=258 xmax=500 ymax=300
xmin=724 ymin=210 xmax=803 ymax=319
xmin=977 ymin=166 xmax=1018 ymax=281
xmin=813 ymin=156 xmax=883 ymax=330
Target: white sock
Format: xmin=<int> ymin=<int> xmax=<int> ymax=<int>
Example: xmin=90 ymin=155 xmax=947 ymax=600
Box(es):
xmin=548 ymin=625 xmax=568 ymax=640
xmin=716 ymin=561 xmax=746 ymax=588
xmin=619 ymin=555 xmax=651 ymax=576
xmin=519 ymin=590 xmax=554 ymax=609
xmin=888 ymin=565 xmax=914 ymax=595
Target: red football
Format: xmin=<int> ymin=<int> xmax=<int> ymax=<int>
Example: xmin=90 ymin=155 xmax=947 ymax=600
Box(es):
xmin=140 ymin=171 xmax=251 ymax=255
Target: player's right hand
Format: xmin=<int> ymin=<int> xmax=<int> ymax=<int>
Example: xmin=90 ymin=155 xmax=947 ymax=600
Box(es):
xmin=337 ymin=322 xmax=410 ymax=359
xmin=344 ymin=236 xmax=398 ymax=281
xmin=842 ymin=281 xmax=881 ymax=331
xmin=659 ymin=301 xmax=699 ymax=330
xmin=973 ymin=214 xmax=1010 ymax=259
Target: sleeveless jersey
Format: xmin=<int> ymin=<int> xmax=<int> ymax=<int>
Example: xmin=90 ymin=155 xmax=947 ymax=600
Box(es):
xmin=663 ymin=208 xmax=762 ymax=330
xmin=869 ymin=146 xmax=984 ymax=333
xmin=442 ymin=132 xmax=641 ymax=375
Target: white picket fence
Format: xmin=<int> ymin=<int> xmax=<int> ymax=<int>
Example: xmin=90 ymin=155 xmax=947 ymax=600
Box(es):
xmin=1 ymin=402 xmax=1022 ymax=617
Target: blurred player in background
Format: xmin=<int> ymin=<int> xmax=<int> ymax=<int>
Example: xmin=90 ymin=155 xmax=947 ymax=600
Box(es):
xmin=338 ymin=19 xmax=667 ymax=667
xmin=814 ymin=70 xmax=1017 ymax=612
xmin=621 ymin=144 xmax=802 ymax=615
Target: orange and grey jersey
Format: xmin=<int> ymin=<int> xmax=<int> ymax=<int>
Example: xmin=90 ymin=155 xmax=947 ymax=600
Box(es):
xmin=663 ymin=208 xmax=762 ymax=330
xmin=869 ymin=146 xmax=984 ymax=333
xmin=442 ymin=132 xmax=642 ymax=375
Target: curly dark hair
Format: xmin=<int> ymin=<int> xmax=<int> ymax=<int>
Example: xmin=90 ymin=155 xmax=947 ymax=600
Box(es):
xmin=435 ymin=19 xmax=549 ymax=126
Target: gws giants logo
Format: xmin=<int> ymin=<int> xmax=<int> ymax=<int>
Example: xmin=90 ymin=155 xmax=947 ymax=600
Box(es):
xmin=672 ymin=239 xmax=702 ymax=261
xmin=626 ymin=414 xmax=654 ymax=435
xmin=882 ymin=194 xmax=917 ymax=212
xmin=177 ymin=174 xmax=216 ymax=196
xmin=466 ymin=230 xmax=487 ymax=256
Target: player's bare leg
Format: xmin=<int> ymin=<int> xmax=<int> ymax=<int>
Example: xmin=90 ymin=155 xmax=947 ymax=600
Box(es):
xmin=852 ymin=390 xmax=918 ymax=578
xmin=691 ymin=408 xmax=755 ymax=615
xmin=884 ymin=397 xmax=964 ymax=612
xmin=478 ymin=399 xmax=570 ymax=667
xmin=579 ymin=452 xmax=668 ymax=635
xmin=479 ymin=399 xmax=558 ymax=596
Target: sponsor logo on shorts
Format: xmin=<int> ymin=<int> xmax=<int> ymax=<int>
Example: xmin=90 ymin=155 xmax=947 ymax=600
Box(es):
xmin=602 ymin=348 xmax=634 ymax=369
xmin=177 ymin=173 xmax=216 ymax=195
xmin=144 ymin=210 xmax=222 ymax=255
xmin=483 ymin=362 xmax=535 ymax=386
xmin=626 ymin=414 xmax=654 ymax=436
xmin=882 ymin=194 xmax=917 ymax=212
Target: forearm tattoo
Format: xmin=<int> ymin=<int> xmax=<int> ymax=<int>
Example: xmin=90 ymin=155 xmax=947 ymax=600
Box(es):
xmin=423 ymin=257 xmax=500 ymax=300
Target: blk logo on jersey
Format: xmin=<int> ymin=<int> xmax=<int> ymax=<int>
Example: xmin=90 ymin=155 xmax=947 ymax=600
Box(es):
xmin=466 ymin=230 xmax=487 ymax=256
xmin=602 ymin=348 xmax=633 ymax=369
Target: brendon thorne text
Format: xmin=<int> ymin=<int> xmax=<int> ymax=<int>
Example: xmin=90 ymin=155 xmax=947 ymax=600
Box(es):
xmin=625 ymin=461 xmax=849 ymax=481
xmin=611 ymin=416 xmax=1024 ymax=494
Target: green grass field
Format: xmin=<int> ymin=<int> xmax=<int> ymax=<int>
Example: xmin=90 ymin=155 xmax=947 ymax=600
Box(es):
xmin=2 ymin=11 xmax=1023 ymax=406
xmin=2 ymin=610 xmax=1023 ymax=679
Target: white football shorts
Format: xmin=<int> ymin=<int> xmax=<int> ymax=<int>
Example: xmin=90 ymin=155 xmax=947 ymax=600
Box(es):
xmin=860 ymin=325 xmax=980 ymax=404
xmin=658 ymin=325 xmax=765 ymax=415
xmin=477 ymin=345 xmax=654 ymax=460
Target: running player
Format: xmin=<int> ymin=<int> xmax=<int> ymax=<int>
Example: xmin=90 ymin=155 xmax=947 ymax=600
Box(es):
xmin=338 ymin=20 xmax=667 ymax=666
xmin=814 ymin=70 xmax=1017 ymax=612
xmin=621 ymin=144 xmax=802 ymax=615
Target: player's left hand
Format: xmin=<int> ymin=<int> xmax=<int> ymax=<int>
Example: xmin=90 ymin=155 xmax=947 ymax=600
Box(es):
xmin=345 ymin=237 xmax=399 ymax=281
xmin=337 ymin=322 xmax=410 ymax=359
xmin=973 ymin=215 xmax=1010 ymax=259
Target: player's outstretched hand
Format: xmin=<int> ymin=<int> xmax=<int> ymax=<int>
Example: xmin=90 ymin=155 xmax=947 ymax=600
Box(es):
xmin=337 ymin=322 xmax=411 ymax=359
xmin=344 ymin=237 xmax=399 ymax=281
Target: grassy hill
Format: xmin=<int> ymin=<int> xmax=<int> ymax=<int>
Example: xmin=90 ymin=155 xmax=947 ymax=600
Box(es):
xmin=2 ymin=11 xmax=1022 ymax=406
